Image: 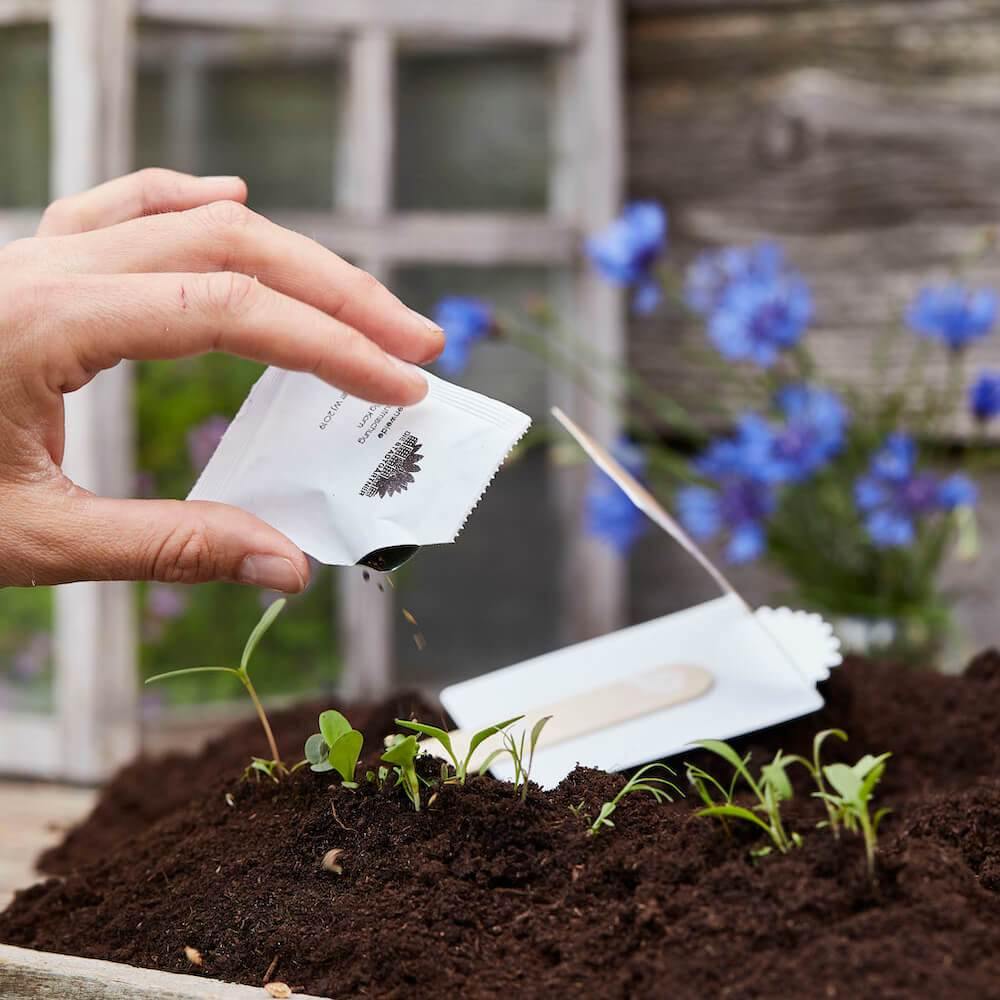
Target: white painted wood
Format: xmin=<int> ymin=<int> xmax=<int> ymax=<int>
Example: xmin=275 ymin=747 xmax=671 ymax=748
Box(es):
xmin=0 ymin=716 xmax=63 ymax=778
xmin=273 ymin=211 xmax=575 ymax=264
xmin=49 ymin=0 xmax=139 ymax=783
xmin=549 ymin=0 xmax=628 ymax=642
xmin=0 ymin=211 xmax=42 ymax=243
xmin=0 ymin=0 xmax=48 ymax=24
xmin=0 ymin=944 xmax=326 ymax=1000
xmin=136 ymin=0 xmax=580 ymax=43
xmin=138 ymin=30 xmax=344 ymax=68
xmin=338 ymin=28 xmax=395 ymax=228
xmin=335 ymin=28 xmax=398 ymax=698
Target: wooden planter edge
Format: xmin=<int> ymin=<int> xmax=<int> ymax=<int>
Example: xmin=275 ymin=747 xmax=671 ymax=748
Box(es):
xmin=0 ymin=943 xmax=325 ymax=1000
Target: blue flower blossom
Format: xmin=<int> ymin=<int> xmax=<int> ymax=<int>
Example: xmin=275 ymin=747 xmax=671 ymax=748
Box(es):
xmin=433 ymin=297 xmax=494 ymax=375
xmin=584 ymin=436 xmax=648 ymax=553
xmin=969 ymin=371 xmax=1000 ymax=422
xmin=684 ymin=242 xmax=785 ymax=316
xmin=586 ymin=202 xmax=667 ymax=315
xmin=906 ymin=283 xmax=998 ymax=351
xmin=707 ymin=272 xmax=813 ymax=368
xmin=854 ymin=433 xmax=977 ymax=548
xmin=677 ymin=478 xmax=776 ymax=564
xmin=696 ymin=414 xmax=781 ymax=482
xmin=771 ymin=384 xmax=848 ymax=481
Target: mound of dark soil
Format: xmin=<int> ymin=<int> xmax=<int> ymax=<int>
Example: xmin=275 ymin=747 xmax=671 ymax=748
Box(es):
xmin=4 ymin=655 xmax=1000 ymax=999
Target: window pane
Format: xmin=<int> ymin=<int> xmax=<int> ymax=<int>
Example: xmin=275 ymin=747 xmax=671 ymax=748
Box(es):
xmin=388 ymin=267 xmax=563 ymax=687
xmin=395 ymin=49 xmax=552 ymax=212
xmin=136 ymin=26 xmax=342 ymax=211
xmin=0 ymin=588 xmax=55 ymax=714
xmin=136 ymin=357 xmax=339 ymax=710
xmin=0 ymin=25 xmax=49 ymax=207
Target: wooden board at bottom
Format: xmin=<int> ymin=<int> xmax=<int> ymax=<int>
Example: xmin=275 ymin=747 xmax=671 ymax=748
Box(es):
xmin=0 ymin=944 xmax=325 ymax=1000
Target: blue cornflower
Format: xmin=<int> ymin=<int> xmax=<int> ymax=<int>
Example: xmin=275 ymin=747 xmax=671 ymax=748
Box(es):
xmin=684 ymin=242 xmax=785 ymax=316
xmin=854 ymin=433 xmax=977 ymax=548
xmin=696 ymin=414 xmax=782 ymax=483
xmin=584 ymin=436 xmax=648 ymax=554
xmin=906 ymin=283 xmax=998 ymax=351
xmin=708 ymin=272 xmax=813 ymax=368
xmin=969 ymin=371 xmax=1000 ymax=422
xmin=586 ymin=202 xmax=667 ymax=315
xmin=433 ymin=297 xmax=493 ymax=375
xmin=677 ymin=477 xmax=777 ymax=564
xmin=771 ymin=384 xmax=848 ymax=481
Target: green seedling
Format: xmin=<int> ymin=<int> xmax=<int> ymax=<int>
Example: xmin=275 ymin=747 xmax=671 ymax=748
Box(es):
xmin=304 ymin=711 xmax=364 ymax=787
xmin=687 ymin=740 xmax=801 ymax=855
xmin=786 ymin=728 xmax=848 ymax=836
xmin=815 ymin=753 xmax=891 ymax=877
xmin=381 ymin=733 xmax=422 ymax=811
xmin=479 ymin=715 xmax=552 ymax=801
xmin=588 ymin=763 xmax=681 ymax=836
xmin=147 ymin=598 xmax=287 ymax=775
xmin=395 ymin=715 xmax=523 ymax=784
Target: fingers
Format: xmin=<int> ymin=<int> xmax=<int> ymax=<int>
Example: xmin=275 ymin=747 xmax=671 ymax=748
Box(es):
xmin=58 ymin=200 xmax=445 ymax=364
xmin=36 ymin=170 xmax=247 ymax=237
xmin=46 ymin=272 xmax=428 ymax=405
xmin=8 ymin=489 xmax=310 ymax=590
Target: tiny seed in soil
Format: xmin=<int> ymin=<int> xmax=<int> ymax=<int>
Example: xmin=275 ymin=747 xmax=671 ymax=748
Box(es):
xmin=402 ymin=608 xmax=417 ymax=625
xmin=413 ymin=632 xmax=427 ymax=651
xmin=322 ymin=848 xmax=344 ymax=874
xmin=224 ymin=793 xmax=235 ymax=807
xmin=184 ymin=946 xmax=203 ymax=967
xmin=265 ymin=983 xmax=292 ymax=999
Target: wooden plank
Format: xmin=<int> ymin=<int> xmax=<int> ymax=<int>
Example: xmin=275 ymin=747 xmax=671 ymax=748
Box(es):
xmin=49 ymin=0 xmax=140 ymax=783
xmin=625 ymin=2 xmax=1000 ymax=436
xmin=0 ymin=781 xmax=95 ymax=910
xmin=0 ymin=0 xmax=48 ymax=23
xmin=0 ymin=944 xmax=326 ymax=1000
xmin=136 ymin=0 xmax=580 ymax=44
xmin=273 ymin=211 xmax=576 ymax=264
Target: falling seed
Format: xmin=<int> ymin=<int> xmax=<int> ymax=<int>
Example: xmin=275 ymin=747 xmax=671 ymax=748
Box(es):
xmin=225 ymin=793 xmax=235 ymax=807
xmin=184 ymin=946 xmax=203 ymax=967
xmin=265 ymin=983 xmax=292 ymax=999
xmin=413 ymin=632 xmax=427 ymax=651
xmin=362 ymin=570 xmax=370 ymax=582
xmin=377 ymin=583 xmax=384 ymax=592
xmin=322 ymin=848 xmax=344 ymax=874
xmin=402 ymin=608 xmax=417 ymax=626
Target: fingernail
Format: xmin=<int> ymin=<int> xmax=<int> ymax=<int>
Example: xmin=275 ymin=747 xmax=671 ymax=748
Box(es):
xmin=410 ymin=308 xmax=444 ymax=334
xmin=238 ymin=555 xmax=305 ymax=593
xmin=388 ymin=354 xmax=429 ymax=395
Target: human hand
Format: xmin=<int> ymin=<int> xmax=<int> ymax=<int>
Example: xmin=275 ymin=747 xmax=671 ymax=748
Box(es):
xmin=0 ymin=169 xmax=444 ymax=592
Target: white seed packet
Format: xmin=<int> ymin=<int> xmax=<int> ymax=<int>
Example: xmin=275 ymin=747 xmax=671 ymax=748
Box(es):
xmin=188 ymin=367 xmax=531 ymax=570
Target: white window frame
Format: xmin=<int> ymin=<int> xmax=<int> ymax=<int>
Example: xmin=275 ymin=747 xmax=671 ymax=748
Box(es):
xmin=0 ymin=0 xmax=625 ymax=780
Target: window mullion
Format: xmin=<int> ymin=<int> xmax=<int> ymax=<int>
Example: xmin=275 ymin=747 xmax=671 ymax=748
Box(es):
xmin=51 ymin=0 xmax=139 ymax=782
xmin=335 ymin=27 xmax=397 ymax=699
xmin=552 ymin=0 xmax=628 ymax=643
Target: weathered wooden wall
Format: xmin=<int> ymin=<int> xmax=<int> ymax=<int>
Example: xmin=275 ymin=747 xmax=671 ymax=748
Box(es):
xmin=623 ymin=0 xmax=1000 ymax=661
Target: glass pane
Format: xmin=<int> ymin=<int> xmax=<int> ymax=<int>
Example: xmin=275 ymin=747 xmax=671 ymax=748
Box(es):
xmin=136 ymin=356 xmax=339 ymax=711
xmin=0 ymin=25 xmax=50 ymax=207
xmin=395 ymin=49 xmax=552 ymax=212
xmin=388 ymin=267 xmax=563 ymax=687
xmin=136 ymin=26 xmax=342 ymax=211
xmin=0 ymin=588 xmax=55 ymax=714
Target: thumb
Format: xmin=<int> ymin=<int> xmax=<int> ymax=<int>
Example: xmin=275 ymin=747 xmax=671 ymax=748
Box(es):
xmin=41 ymin=494 xmax=309 ymax=590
